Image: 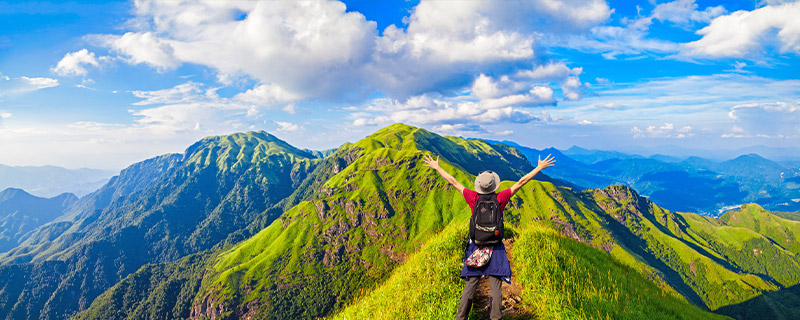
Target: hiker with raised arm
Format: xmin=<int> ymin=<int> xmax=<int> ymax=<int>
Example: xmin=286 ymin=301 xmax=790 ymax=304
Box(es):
xmin=422 ymin=153 xmax=555 ymax=320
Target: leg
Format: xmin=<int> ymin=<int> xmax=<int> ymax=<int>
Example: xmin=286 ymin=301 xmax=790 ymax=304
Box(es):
xmin=456 ymin=277 xmax=480 ymax=320
xmin=489 ymin=276 xmax=503 ymax=320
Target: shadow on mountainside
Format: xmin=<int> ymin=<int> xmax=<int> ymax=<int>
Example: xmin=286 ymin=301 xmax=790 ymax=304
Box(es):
xmin=715 ymin=284 xmax=800 ymax=320
xmin=583 ymin=200 xmax=709 ymax=309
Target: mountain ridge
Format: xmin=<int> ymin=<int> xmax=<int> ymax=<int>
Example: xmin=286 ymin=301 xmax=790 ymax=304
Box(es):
xmin=75 ymin=124 xmax=800 ymax=320
xmin=1 ymin=123 xmax=798 ymax=319
xmin=0 ymin=130 xmax=323 ymax=320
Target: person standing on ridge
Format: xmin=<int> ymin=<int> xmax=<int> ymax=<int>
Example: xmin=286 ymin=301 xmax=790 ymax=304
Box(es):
xmin=422 ymin=152 xmax=555 ymax=320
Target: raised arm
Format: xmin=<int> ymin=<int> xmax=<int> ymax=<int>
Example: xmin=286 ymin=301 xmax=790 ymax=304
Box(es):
xmin=422 ymin=154 xmax=465 ymax=194
xmin=509 ymin=154 xmax=555 ymax=196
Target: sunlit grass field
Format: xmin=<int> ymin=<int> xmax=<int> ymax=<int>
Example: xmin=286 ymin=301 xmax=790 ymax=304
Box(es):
xmin=513 ymin=225 xmax=729 ymax=320
xmin=332 ymin=219 xmax=730 ymax=319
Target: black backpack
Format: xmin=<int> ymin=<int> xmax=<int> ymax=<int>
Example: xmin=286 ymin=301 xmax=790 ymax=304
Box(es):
xmin=469 ymin=192 xmax=504 ymax=245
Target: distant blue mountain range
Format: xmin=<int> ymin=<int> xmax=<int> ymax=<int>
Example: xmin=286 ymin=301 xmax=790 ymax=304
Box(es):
xmin=493 ymin=141 xmax=800 ymax=216
xmin=0 ymin=164 xmax=116 ymax=198
xmin=0 ymin=188 xmax=76 ymax=253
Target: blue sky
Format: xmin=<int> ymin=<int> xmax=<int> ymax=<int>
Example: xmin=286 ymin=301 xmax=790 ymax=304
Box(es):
xmin=0 ymin=0 xmax=799 ymax=170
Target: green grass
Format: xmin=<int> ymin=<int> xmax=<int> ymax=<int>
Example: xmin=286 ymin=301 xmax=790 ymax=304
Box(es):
xmin=331 ymin=220 xmax=731 ymax=320
xmin=584 ymin=186 xmax=786 ymax=310
xmin=64 ymin=123 xmax=800 ymax=320
xmin=513 ymin=224 xmax=730 ymax=320
xmin=721 ymin=204 xmax=800 ymax=254
xmin=330 ymin=221 xmax=467 ymax=320
xmin=191 ymin=124 xmax=538 ymax=319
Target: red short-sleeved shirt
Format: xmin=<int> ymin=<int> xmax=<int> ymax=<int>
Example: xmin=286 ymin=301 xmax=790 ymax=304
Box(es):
xmin=462 ymin=188 xmax=513 ymax=214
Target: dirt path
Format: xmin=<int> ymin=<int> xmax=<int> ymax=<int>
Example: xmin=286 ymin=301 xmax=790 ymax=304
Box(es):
xmin=471 ymin=238 xmax=535 ymax=319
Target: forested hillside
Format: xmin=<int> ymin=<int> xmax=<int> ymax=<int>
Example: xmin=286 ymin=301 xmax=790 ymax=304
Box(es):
xmin=0 ymin=132 xmax=321 ymax=320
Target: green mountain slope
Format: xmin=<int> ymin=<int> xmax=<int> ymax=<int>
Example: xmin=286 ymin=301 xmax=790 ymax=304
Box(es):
xmin=189 ymin=123 xmax=539 ymax=319
xmin=333 ymin=181 xmax=800 ymax=318
xmin=73 ymin=251 xmax=213 ymax=320
xmin=0 ymin=131 xmax=321 ymax=320
xmin=72 ymin=124 xmax=541 ymax=319
xmin=720 ymin=204 xmax=800 ymax=254
xmin=24 ymin=123 xmax=800 ymax=320
xmin=332 ymin=220 xmax=726 ymax=320
xmin=206 ymin=141 xmax=800 ymax=317
xmin=586 ymin=186 xmax=781 ymax=310
xmin=712 ymin=204 xmax=800 ymax=319
xmin=512 ymin=225 xmax=726 ymax=320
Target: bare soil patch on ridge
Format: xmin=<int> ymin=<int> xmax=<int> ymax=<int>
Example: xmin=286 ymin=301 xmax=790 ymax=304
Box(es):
xmin=472 ymin=238 xmax=535 ymax=319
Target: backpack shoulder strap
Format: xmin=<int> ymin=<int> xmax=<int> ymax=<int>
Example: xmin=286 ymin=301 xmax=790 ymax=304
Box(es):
xmin=477 ymin=192 xmax=499 ymax=203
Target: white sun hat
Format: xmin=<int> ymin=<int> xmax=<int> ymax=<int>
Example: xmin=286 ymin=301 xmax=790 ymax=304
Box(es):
xmin=474 ymin=170 xmax=500 ymax=194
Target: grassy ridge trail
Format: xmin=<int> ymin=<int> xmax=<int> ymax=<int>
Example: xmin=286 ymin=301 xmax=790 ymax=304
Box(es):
xmin=472 ymin=239 xmax=533 ymax=319
xmin=331 ymin=220 xmax=727 ymax=320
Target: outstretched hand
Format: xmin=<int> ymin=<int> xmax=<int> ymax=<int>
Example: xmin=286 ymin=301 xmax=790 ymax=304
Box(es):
xmin=537 ymin=154 xmax=556 ymax=170
xmin=422 ymin=154 xmax=440 ymax=169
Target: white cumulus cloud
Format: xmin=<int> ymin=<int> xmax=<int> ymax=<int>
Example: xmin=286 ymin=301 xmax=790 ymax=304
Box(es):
xmin=684 ymin=2 xmax=800 ymax=58
xmin=52 ymin=49 xmax=101 ymax=76
xmin=126 ymin=81 xmax=298 ymax=138
xmin=235 ymin=83 xmax=301 ymax=106
xmin=132 ymin=82 xmax=208 ymax=106
xmin=275 ymin=121 xmax=300 ymax=133
xmin=517 ymin=62 xmax=582 ymax=82
xmin=652 ymin=0 xmax=726 ymax=26
xmin=552 ymin=0 xmax=730 ymax=60
xmin=99 ymin=1 xmax=376 ymax=99
xmin=105 ymin=32 xmax=181 ymax=70
xmin=93 ymin=0 xmax=611 ymax=100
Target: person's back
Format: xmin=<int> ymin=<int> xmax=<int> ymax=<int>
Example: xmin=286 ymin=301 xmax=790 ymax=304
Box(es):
xmin=422 ymin=153 xmax=555 ymax=320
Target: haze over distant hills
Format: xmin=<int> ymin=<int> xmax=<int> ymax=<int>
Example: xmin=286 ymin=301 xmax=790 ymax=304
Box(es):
xmin=0 ymin=164 xmax=116 ymax=198
xmin=604 ymin=144 xmax=800 ymax=163
xmin=0 ymin=188 xmax=76 ymax=253
xmin=494 ymin=141 xmax=800 ymax=216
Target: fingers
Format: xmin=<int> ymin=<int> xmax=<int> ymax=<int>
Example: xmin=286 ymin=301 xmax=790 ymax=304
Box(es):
xmin=421 ymin=153 xmax=438 ymax=167
xmin=537 ymin=154 xmax=555 ymax=168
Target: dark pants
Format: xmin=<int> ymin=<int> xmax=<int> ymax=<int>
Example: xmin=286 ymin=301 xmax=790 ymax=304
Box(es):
xmin=456 ymin=276 xmax=502 ymax=320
